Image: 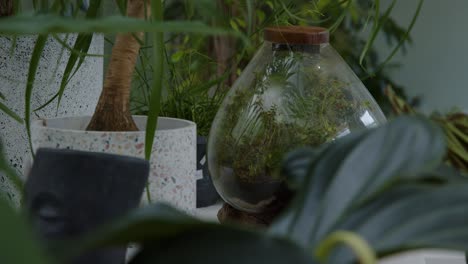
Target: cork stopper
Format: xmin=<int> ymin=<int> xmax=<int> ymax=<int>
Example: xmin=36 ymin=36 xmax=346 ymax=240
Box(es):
xmin=264 ymin=26 xmax=329 ymax=45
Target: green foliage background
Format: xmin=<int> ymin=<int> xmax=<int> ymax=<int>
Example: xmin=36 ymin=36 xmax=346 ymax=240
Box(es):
xmin=129 ymin=0 xmax=419 ymax=136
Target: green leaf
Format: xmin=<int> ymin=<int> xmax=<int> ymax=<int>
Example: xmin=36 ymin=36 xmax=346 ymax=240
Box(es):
xmin=271 ymin=115 xmax=468 ymax=263
xmin=270 ymin=131 xmax=371 ymax=243
xmin=0 ymin=100 xmax=23 ymax=124
xmin=24 ymin=35 xmax=48 ymax=158
xmin=0 ymin=197 xmax=49 ymax=263
xmin=229 ymin=19 xmax=239 ymax=31
xmin=272 ymin=116 xmax=447 ymax=246
xmin=145 ymin=0 xmax=165 ymax=163
xmin=328 ymin=0 xmax=353 ymax=33
xmin=53 ymin=0 xmax=102 ymax=110
xmin=0 ymin=140 xmax=24 ymax=201
xmin=0 ymin=15 xmax=248 ymax=45
xmin=71 ymin=204 xmax=315 ymax=264
xmin=129 ymin=228 xmax=313 ymax=264
xmin=55 ymin=33 xmax=93 ymax=110
xmin=359 ymin=184 xmax=468 ymax=251
xmin=315 ymin=231 xmax=377 ymax=264
xmin=359 ymin=0 xmax=396 ymax=68
xmin=170 ymin=50 xmax=185 ymax=63
xmin=373 ymin=0 xmax=424 ymax=75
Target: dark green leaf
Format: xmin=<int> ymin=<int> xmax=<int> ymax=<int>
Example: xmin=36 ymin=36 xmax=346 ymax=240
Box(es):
xmin=314 ymin=117 xmax=445 ymax=241
xmin=0 ymin=100 xmax=23 ymax=123
xmin=0 ymin=196 xmax=49 ymax=263
xmin=130 ymin=228 xmax=314 ymax=264
xmin=55 ymin=34 xmax=93 ymax=109
xmin=0 ymin=15 xmax=248 ymax=45
xmin=24 ymin=35 xmax=48 ymax=158
xmin=357 ymin=184 xmax=468 ymax=254
xmin=145 ymin=0 xmax=165 ymax=161
xmin=53 ymin=0 xmax=101 ymax=110
xmin=272 ymin=116 xmax=446 ymax=247
xmin=0 ymin=140 xmax=23 ymax=200
xmin=327 ymin=182 xmax=468 ymax=261
xmin=270 ymin=131 xmax=371 ymax=244
xmin=71 ymin=204 xmax=315 ymax=264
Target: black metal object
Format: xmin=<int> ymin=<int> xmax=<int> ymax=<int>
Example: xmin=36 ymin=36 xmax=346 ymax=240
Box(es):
xmin=25 ymin=148 xmax=149 ymax=264
xmin=196 ymin=136 xmax=220 ymax=208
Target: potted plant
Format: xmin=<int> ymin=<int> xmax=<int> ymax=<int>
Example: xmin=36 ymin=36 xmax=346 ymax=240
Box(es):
xmin=155 ymin=83 xmax=225 ymax=208
xmin=3 ymin=116 xmax=468 ymax=264
xmin=0 ymin=1 xmax=103 ymax=206
xmin=132 ymin=52 xmax=228 ymax=208
xmin=0 ymin=0 xmax=250 ymax=212
xmin=27 ymin=0 xmax=198 ymax=213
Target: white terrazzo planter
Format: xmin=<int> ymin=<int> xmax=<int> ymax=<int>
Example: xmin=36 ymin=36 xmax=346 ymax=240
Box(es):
xmin=0 ymin=35 xmax=103 ymax=205
xmin=30 ymin=116 xmax=197 ymax=213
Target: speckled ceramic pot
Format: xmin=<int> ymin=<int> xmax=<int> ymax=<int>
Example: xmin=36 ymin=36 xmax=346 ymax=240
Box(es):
xmin=30 ymin=116 xmax=197 ymax=214
xmin=0 ymin=35 xmax=103 ymax=206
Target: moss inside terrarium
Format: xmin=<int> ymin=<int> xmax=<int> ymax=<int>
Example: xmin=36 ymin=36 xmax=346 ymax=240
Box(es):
xmin=216 ymin=49 xmax=359 ymax=185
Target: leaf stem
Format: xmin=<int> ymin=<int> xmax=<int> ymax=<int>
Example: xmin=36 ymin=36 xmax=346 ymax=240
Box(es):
xmin=315 ymin=231 xmax=377 ymax=264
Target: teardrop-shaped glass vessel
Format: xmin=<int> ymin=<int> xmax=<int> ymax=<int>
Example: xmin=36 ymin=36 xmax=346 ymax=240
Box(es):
xmin=208 ymin=26 xmax=386 ymax=213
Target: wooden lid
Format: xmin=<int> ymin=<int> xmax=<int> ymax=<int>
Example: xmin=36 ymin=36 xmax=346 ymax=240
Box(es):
xmin=264 ymin=26 xmax=329 ymax=45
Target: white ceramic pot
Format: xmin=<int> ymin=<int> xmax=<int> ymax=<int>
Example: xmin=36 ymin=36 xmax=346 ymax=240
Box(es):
xmin=30 ymin=116 xmax=197 ymax=213
xmin=0 ymin=35 xmax=103 ymax=205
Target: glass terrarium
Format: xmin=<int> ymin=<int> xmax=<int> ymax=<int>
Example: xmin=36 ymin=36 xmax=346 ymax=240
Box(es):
xmin=208 ymin=26 xmax=386 ymax=213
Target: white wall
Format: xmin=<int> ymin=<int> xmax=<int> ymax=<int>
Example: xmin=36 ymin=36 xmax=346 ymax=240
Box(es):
xmin=377 ymin=0 xmax=468 ymax=114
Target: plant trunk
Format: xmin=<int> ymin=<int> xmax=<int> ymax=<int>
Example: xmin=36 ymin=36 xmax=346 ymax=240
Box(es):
xmin=213 ymin=0 xmax=238 ymax=87
xmin=86 ymin=0 xmax=150 ymax=131
xmin=0 ymin=0 xmax=13 ymax=17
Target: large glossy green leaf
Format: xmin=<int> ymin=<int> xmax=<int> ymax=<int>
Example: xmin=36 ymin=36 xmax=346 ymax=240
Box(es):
xmin=70 ymin=204 xmax=315 ymax=264
xmin=271 ymin=116 xmax=447 ymax=247
xmin=129 ymin=228 xmax=314 ymax=264
xmin=270 ymin=115 xmax=468 ymax=263
xmin=349 ymin=184 xmax=468 ymax=252
xmin=270 ymin=132 xmax=371 ymax=244
xmin=0 ymin=196 xmax=50 ymax=263
xmin=322 ymin=182 xmax=468 ymax=262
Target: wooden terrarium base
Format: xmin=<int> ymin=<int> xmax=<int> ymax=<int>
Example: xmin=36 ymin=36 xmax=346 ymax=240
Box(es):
xmin=217 ymin=202 xmax=285 ymax=227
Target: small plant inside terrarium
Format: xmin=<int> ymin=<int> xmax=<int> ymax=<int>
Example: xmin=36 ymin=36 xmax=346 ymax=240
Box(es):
xmin=208 ymin=26 xmax=386 ymax=213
